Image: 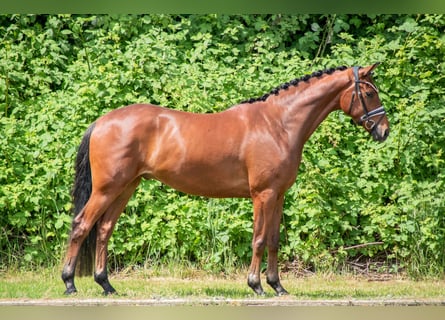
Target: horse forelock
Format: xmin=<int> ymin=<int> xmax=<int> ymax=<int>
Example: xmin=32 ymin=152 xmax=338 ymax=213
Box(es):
xmin=241 ymin=65 xmax=348 ymax=104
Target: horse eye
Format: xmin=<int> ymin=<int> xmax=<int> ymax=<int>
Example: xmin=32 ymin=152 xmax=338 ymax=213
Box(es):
xmin=365 ymin=92 xmax=374 ymax=98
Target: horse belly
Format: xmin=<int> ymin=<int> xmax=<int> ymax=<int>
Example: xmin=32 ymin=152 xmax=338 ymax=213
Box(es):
xmin=150 ymin=158 xmax=250 ymax=198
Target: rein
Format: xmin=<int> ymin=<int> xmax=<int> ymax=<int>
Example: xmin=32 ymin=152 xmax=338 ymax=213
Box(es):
xmin=348 ymin=66 xmax=386 ymax=131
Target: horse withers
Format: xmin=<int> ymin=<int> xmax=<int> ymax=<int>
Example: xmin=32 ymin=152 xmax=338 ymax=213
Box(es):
xmin=62 ymin=64 xmax=389 ymax=296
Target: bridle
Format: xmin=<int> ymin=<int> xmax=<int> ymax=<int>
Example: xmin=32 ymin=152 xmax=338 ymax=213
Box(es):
xmin=348 ymin=66 xmax=386 ymax=131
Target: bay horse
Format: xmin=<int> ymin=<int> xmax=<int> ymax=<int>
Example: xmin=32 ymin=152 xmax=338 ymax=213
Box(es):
xmin=62 ymin=64 xmax=389 ymax=296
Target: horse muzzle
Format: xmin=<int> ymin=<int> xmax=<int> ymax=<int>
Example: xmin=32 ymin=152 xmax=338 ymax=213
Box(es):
xmin=371 ymin=123 xmax=390 ymax=142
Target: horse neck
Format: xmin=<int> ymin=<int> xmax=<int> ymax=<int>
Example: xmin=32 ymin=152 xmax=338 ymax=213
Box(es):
xmin=275 ymin=71 xmax=351 ymax=146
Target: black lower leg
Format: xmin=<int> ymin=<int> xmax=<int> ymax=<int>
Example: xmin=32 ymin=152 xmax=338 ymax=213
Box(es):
xmin=62 ymin=267 xmax=77 ymax=295
xmin=94 ymin=270 xmax=116 ymax=295
xmin=266 ymin=275 xmax=289 ymax=296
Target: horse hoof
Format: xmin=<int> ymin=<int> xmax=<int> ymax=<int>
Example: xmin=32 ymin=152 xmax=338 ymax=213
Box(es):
xmin=276 ymin=289 xmax=289 ymax=296
xmin=103 ymin=290 xmax=117 ymax=296
xmin=64 ymin=288 xmax=77 ymax=295
xmin=250 ymin=285 xmax=265 ymax=296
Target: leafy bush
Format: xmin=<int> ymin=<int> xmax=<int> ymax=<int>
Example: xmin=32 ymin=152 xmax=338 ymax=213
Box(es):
xmin=1 ymin=14 xmax=444 ymax=277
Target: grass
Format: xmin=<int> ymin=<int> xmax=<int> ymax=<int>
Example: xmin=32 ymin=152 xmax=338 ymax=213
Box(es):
xmin=1 ymin=265 xmax=445 ymax=302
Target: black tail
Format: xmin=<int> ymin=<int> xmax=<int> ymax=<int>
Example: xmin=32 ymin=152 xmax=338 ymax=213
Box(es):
xmin=71 ymin=123 xmax=96 ymax=277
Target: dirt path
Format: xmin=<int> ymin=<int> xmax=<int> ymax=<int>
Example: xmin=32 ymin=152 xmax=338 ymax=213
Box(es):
xmin=1 ymin=297 xmax=444 ymax=306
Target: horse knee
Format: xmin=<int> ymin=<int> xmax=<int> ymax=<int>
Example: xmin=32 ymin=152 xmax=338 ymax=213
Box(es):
xmin=252 ymin=237 xmax=266 ymax=251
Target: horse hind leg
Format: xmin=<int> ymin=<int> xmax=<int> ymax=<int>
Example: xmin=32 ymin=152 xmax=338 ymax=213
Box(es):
xmin=94 ymin=178 xmax=141 ymax=295
xmin=62 ymin=192 xmax=114 ymax=294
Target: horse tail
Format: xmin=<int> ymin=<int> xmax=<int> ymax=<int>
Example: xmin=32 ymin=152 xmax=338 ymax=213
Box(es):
xmin=71 ymin=122 xmax=96 ymax=277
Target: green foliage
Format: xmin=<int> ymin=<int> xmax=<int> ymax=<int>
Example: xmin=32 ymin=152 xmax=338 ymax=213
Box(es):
xmin=1 ymin=14 xmax=444 ymax=277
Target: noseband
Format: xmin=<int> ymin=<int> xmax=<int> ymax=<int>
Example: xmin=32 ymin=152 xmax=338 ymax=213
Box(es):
xmin=348 ymin=66 xmax=386 ymax=131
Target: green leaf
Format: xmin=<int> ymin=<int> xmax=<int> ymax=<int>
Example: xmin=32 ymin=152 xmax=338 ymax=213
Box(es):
xmin=398 ymin=18 xmax=418 ymax=33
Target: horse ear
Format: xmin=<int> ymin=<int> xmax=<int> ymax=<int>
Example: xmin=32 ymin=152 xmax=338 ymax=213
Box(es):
xmin=362 ymin=62 xmax=381 ymax=76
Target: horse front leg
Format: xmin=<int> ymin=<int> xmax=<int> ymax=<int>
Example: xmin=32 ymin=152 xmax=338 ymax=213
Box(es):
xmin=247 ymin=221 xmax=267 ymax=295
xmin=265 ymin=195 xmax=288 ymax=296
xmin=247 ymin=189 xmax=278 ymax=295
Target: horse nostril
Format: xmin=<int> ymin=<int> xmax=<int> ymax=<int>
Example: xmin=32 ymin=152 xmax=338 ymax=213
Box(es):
xmin=384 ymin=128 xmax=390 ymax=138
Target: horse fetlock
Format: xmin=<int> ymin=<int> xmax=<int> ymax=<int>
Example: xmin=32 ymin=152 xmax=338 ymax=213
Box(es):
xmin=94 ymin=271 xmax=117 ymax=295
xmin=62 ymin=275 xmax=77 ymax=295
xmin=247 ymin=274 xmax=265 ymax=296
xmin=266 ymin=276 xmax=289 ymax=296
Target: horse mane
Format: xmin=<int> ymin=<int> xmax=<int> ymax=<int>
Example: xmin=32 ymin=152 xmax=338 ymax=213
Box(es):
xmin=241 ymin=65 xmax=348 ymax=104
